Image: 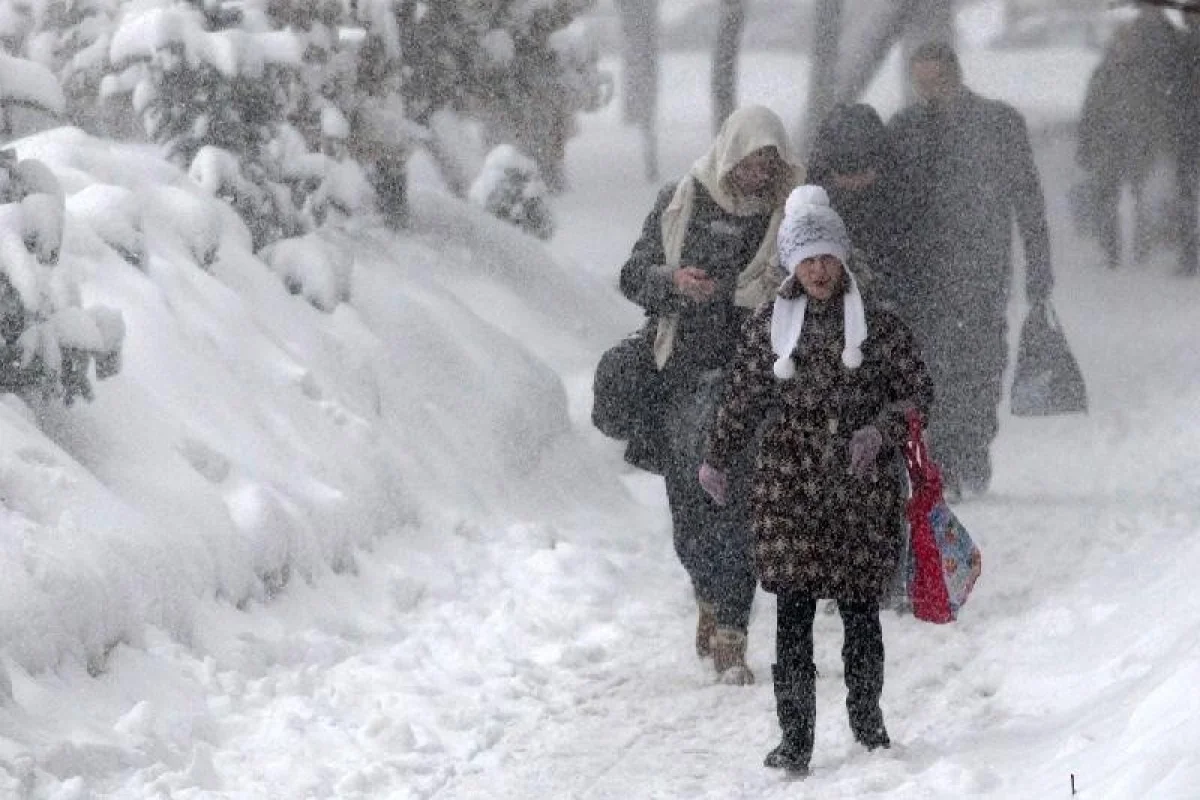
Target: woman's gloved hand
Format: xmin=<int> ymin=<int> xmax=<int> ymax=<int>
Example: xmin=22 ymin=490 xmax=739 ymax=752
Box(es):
xmin=848 ymin=425 xmax=883 ymax=477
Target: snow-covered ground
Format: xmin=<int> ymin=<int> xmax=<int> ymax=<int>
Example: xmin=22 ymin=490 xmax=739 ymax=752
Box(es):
xmin=0 ymin=39 xmax=1198 ymax=800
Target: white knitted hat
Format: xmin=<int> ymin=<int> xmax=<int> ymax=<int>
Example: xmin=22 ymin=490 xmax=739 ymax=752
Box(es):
xmin=776 ymin=185 xmax=851 ymax=269
xmin=770 ymin=185 xmax=866 ymax=378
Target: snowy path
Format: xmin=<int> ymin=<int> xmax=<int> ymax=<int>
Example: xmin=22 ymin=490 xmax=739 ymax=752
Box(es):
xmin=5 ymin=48 xmax=1199 ymax=799
xmin=427 ymin=496 xmax=1197 ymax=799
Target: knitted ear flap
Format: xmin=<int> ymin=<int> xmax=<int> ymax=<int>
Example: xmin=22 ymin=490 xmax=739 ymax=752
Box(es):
xmin=841 ymin=270 xmax=867 ymax=369
xmin=773 ymin=355 xmax=796 ymax=379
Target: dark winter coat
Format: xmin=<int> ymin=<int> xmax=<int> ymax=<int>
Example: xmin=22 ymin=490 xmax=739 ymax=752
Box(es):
xmin=705 ymin=285 xmax=933 ymax=599
xmin=1076 ymin=10 xmax=1185 ymax=183
xmin=620 ymin=179 xmax=773 ymax=385
xmin=888 ymin=90 xmax=1052 ymax=379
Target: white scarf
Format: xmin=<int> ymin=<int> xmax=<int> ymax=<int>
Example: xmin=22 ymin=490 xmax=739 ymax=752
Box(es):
xmin=653 ymin=105 xmax=802 ymax=369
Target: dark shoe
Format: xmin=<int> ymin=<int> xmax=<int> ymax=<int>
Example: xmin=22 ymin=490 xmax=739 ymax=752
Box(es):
xmin=764 ymin=739 xmax=811 ymax=775
xmin=712 ymin=627 xmax=754 ymax=685
xmin=765 ymin=664 xmax=814 ymax=774
xmin=695 ymin=601 xmax=716 ymax=659
xmin=849 ymin=703 xmax=891 ymax=751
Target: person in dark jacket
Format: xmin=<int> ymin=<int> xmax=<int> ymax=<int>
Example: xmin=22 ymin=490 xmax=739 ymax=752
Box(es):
xmin=619 ymin=105 xmax=801 ymax=684
xmin=1075 ymin=8 xmax=1190 ymax=272
xmin=699 ymin=185 xmax=933 ymax=775
xmin=888 ymin=41 xmax=1054 ymax=499
xmin=807 ymin=102 xmax=910 ymax=316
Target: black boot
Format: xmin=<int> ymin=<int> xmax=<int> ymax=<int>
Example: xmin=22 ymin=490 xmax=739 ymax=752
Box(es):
xmin=843 ymin=603 xmax=890 ymax=751
xmin=847 ymin=697 xmax=890 ymax=750
xmin=764 ymin=664 xmax=815 ymax=776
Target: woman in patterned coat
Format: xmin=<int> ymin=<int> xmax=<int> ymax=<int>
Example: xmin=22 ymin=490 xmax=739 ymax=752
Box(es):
xmin=698 ymin=185 xmax=933 ymax=776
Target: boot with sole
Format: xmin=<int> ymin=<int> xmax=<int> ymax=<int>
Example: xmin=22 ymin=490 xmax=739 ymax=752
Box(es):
xmin=844 ymin=615 xmax=890 ymax=751
xmin=764 ymin=663 xmax=815 ymax=776
xmin=712 ymin=627 xmax=755 ymax=685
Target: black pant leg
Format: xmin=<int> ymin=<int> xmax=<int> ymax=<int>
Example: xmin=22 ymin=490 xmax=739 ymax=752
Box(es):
xmin=838 ymin=599 xmax=884 ymax=702
xmin=775 ymin=592 xmax=818 ymax=676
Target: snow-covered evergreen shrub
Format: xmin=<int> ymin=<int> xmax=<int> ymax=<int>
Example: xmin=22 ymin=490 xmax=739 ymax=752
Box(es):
xmin=0 ymin=149 xmax=125 ymax=406
xmin=260 ymin=231 xmax=353 ymax=312
xmin=469 ymin=145 xmax=555 ymax=241
xmin=22 ymin=0 xmax=127 ymax=135
xmin=104 ymin=1 xmax=306 ymax=251
xmin=11 ymin=0 xmax=605 ymax=254
xmin=447 ymin=2 xmax=612 ymax=192
xmin=0 ymin=50 xmax=66 ymax=140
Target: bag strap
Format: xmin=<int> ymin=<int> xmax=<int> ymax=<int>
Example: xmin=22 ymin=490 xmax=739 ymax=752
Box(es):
xmin=903 ymin=409 xmax=939 ymax=490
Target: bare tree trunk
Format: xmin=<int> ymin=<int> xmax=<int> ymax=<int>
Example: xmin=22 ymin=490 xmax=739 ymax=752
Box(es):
xmin=798 ymin=0 xmax=844 ymax=159
xmin=617 ymin=0 xmax=660 ymax=181
xmin=711 ymin=0 xmax=745 ymax=134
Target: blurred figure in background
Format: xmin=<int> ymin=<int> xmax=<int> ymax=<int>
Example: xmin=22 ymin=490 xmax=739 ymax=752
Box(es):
xmin=1074 ymin=7 xmax=1195 ymax=274
xmin=888 ymin=42 xmax=1054 ymax=500
xmin=806 ymin=102 xmax=911 ymax=316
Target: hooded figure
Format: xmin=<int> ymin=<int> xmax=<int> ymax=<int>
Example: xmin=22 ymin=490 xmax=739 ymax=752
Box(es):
xmin=619 ymin=104 xmax=801 ymax=685
xmin=807 ymin=103 xmax=909 ymax=314
xmin=700 ymin=185 xmax=933 ymax=776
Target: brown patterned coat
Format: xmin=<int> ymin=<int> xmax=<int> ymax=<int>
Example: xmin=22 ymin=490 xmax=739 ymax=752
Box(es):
xmin=706 ymin=282 xmax=933 ymax=599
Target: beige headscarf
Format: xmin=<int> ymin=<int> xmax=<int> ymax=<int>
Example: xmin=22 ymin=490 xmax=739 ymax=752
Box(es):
xmin=654 ymin=105 xmax=804 ymax=368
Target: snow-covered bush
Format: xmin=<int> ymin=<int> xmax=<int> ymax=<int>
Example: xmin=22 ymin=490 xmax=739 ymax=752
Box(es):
xmin=142 ymin=184 xmax=224 ymax=269
xmin=1 ymin=0 xmax=607 ymax=259
xmin=469 ymin=145 xmax=556 ymax=241
xmin=101 ymin=2 xmax=311 ymax=251
xmin=0 ymin=149 xmax=125 ymax=406
xmin=260 ymin=231 xmax=353 ymax=312
xmin=22 ymin=0 xmax=128 ymax=135
xmin=0 ymin=51 xmax=66 ymax=141
xmin=455 ymin=4 xmax=612 ymax=192
xmin=67 ymin=184 xmax=146 ymax=268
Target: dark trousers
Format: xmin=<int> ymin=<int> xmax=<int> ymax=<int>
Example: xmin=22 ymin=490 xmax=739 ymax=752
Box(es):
xmin=662 ymin=369 xmax=756 ymax=631
xmin=1094 ymin=158 xmax=1198 ymax=274
xmin=926 ymin=366 xmax=1004 ymax=494
xmin=917 ymin=295 xmax=1007 ymax=495
xmin=776 ymin=593 xmax=884 ymax=708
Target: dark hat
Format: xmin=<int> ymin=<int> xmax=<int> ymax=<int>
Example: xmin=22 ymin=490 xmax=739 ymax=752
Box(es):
xmin=811 ymin=103 xmax=888 ymax=176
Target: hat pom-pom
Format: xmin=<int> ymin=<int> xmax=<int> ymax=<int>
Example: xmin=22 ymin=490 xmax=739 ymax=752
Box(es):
xmin=773 ymin=355 xmax=796 ymax=380
xmin=842 ymin=346 xmax=863 ymax=370
xmin=784 ymin=184 xmax=831 ymax=218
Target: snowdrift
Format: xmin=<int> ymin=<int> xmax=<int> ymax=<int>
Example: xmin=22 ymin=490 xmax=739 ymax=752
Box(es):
xmin=0 ymin=127 xmax=631 ymax=676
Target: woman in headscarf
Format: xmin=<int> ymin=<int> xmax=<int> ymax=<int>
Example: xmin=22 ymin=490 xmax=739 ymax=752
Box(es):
xmin=699 ymin=185 xmax=933 ymax=775
xmin=619 ymin=105 xmax=801 ymax=684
